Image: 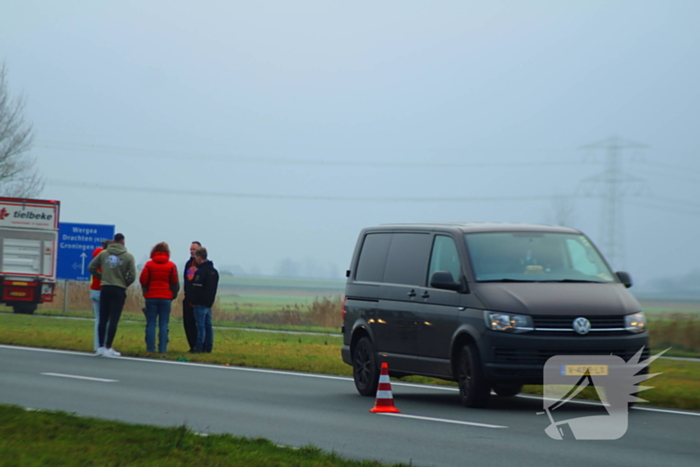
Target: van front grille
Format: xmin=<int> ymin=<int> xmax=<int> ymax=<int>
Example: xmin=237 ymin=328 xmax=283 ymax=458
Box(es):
xmin=532 ymin=315 xmax=626 ymax=333
xmin=493 ymin=347 xmax=650 ymax=366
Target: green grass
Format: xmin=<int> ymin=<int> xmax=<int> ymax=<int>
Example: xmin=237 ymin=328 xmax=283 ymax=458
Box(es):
xmin=0 ymin=312 xmax=347 ymax=374
xmin=0 ymin=405 xmax=405 ymax=467
xmin=19 ymin=307 xmax=341 ymax=335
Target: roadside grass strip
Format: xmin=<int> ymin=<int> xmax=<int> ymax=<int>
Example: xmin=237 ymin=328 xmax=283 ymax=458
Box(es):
xmin=0 ymin=405 xmax=407 ymax=467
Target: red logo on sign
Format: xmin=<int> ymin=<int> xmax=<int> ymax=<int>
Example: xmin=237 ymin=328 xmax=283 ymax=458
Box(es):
xmin=0 ymin=208 xmax=9 ymax=220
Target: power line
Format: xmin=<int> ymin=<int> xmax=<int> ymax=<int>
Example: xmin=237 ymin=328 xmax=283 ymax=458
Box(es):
xmin=46 ymin=180 xmax=700 ymax=217
xmin=46 ymin=179 xmax=556 ymax=203
xmin=634 ymin=166 xmax=700 ymax=185
xmin=651 ymin=196 xmax=700 ymax=211
xmin=646 ymin=160 xmax=700 ymax=175
xmin=36 ymin=140 xmax=585 ymax=168
xmin=628 ymin=199 xmax=700 ymax=217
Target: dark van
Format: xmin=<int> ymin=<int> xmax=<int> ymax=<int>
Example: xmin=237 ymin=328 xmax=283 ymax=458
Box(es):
xmin=341 ymin=223 xmax=648 ymax=407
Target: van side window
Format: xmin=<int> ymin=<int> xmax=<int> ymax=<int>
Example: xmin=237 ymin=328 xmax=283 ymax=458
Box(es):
xmin=383 ymin=233 xmax=432 ymax=286
xmin=429 ymin=235 xmax=462 ymax=283
xmin=355 ymin=233 xmax=392 ymax=282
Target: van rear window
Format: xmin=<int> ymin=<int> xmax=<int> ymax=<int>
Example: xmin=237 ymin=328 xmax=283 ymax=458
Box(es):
xmin=355 ymin=233 xmax=391 ymax=282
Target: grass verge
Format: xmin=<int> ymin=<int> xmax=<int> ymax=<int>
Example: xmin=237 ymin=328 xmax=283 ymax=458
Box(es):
xmin=0 ymin=405 xmax=404 ymax=467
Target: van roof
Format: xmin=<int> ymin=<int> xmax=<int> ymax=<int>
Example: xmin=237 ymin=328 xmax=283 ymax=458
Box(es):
xmin=368 ymin=222 xmax=581 ymax=234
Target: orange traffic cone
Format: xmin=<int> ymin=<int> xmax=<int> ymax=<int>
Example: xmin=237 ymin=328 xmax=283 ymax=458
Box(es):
xmin=370 ymin=362 xmax=400 ymax=413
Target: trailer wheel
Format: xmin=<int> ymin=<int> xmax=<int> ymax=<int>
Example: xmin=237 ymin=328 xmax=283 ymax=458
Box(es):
xmin=12 ymin=303 xmax=37 ymax=315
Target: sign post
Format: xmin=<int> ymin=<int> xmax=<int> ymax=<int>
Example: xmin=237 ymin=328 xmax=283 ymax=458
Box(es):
xmin=57 ymin=223 xmax=115 ymax=312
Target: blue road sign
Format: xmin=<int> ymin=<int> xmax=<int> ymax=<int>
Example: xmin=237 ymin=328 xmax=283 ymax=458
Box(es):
xmin=57 ymin=223 xmax=115 ymax=281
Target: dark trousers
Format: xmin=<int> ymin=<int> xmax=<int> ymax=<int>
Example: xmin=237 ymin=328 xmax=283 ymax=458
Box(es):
xmin=182 ymin=299 xmax=197 ymax=350
xmin=98 ymin=286 xmax=126 ymax=348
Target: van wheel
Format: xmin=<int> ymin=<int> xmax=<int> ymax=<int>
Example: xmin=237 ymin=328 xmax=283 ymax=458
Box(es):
xmin=456 ymin=343 xmax=490 ymax=408
xmin=352 ymin=337 xmax=379 ymax=397
xmin=12 ymin=303 xmax=37 ymax=315
xmin=492 ymin=383 xmax=522 ymax=397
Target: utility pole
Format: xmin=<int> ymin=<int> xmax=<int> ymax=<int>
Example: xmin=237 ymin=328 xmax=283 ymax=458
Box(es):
xmin=577 ymin=136 xmax=648 ymax=270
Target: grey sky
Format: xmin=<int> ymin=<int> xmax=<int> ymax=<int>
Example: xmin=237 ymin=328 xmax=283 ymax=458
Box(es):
xmin=2 ymin=1 xmax=698 ymax=289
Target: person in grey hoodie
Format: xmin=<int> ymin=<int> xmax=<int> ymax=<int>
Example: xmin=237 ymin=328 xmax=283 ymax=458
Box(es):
xmin=88 ymin=233 xmax=136 ymax=357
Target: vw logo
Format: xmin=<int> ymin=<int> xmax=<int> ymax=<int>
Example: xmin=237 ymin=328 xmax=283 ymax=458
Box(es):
xmin=573 ymin=317 xmax=591 ymax=335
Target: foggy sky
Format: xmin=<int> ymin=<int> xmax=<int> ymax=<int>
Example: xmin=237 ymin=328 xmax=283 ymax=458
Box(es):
xmin=2 ymin=1 xmax=699 ymax=291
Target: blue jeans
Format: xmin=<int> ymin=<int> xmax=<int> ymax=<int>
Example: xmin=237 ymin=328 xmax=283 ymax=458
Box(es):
xmin=193 ymin=305 xmax=213 ymax=352
xmin=145 ymin=298 xmax=171 ymax=353
xmin=90 ymin=289 xmax=101 ymax=351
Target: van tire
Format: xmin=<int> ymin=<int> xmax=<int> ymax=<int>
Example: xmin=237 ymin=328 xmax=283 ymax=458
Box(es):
xmin=492 ymin=383 xmax=523 ymax=397
xmin=12 ymin=303 xmax=37 ymax=315
xmin=352 ymin=337 xmax=379 ymax=397
xmin=456 ymin=343 xmax=490 ymax=408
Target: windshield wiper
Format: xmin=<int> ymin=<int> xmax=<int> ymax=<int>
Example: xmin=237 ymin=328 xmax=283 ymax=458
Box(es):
xmin=536 ymin=279 xmax=604 ymax=283
xmin=479 ymin=278 xmax=527 ymax=283
xmin=479 ymin=278 xmax=605 ymax=283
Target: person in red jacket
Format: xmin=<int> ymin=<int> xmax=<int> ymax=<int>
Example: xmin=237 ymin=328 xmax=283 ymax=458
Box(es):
xmin=90 ymin=240 xmax=110 ymax=351
xmin=139 ymin=242 xmax=180 ymax=353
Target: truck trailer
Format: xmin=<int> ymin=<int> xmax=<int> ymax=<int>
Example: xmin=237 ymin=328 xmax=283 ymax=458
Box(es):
xmin=0 ymin=197 xmax=60 ymax=314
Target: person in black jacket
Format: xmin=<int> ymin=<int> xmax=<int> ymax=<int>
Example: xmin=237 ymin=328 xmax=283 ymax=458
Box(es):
xmin=182 ymin=241 xmax=201 ymax=352
xmin=191 ymin=247 xmax=219 ymax=353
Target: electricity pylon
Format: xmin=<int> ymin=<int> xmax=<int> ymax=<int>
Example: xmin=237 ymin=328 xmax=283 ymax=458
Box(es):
xmin=577 ymin=136 xmax=648 ymax=270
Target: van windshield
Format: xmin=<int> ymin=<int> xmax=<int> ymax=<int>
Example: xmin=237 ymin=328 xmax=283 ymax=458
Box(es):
xmin=464 ymin=232 xmax=616 ymax=283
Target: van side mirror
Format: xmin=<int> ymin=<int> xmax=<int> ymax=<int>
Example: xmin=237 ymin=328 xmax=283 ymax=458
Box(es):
xmin=616 ymin=271 xmax=633 ymax=288
xmin=430 ymin=271 xmax=464 ymax=292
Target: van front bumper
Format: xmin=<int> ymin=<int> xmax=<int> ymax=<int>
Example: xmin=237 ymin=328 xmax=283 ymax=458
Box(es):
xmin=479 ymin=331 xmax=650 ymax=385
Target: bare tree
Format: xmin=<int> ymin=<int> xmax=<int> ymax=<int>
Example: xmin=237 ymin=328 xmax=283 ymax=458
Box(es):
xmin=0 ymin=63 xmax=43 ymax=198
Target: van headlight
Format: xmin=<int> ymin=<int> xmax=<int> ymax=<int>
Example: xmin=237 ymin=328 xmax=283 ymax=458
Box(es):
xmin=484 ymin=311 xmax=534 ymax=333
xmin=625 ymin=312 xmax=646 ymax=333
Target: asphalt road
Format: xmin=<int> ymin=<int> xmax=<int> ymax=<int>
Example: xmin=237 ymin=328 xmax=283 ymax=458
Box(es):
xmin=1 ymin=344 xmax=698 ymax=467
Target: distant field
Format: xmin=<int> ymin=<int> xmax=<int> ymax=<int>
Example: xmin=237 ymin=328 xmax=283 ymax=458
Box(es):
xmin=220 ymin=275 xmax=345 ymax=290
xmin=217 ymin=276 xmax=344 ymax=313
xmin=3 ymin=275 xmax=696 ymax=316
xmin=638 ymin=299 xmax=700 ymax=315
xmin=0 ymin=275 xmax=345 ymax=315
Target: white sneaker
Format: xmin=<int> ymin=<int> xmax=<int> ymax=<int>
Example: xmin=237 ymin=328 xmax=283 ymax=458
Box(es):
xmin=95 ymin=347 xmax=107 ymax=356
xmin=105 ymin=348 xmax=121 ymax=357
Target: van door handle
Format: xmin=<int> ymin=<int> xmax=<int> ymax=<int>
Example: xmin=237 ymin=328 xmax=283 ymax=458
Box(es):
xmin=421 ymin=291 xmax=430 ymax=299
xmin=407 ymin=290 xmax=416 ymax=298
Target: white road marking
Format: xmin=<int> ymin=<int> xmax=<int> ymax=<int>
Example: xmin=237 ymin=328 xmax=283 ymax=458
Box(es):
xmin=393 ymin=382 xmax=458 ymax=391
xmin=379 ymin=413 xmax=508 ymax=429
xmin=632 ymin=406 xmax=700 ymax=417
xmin=41 ymin=372 xmax=118 ymax=383
xmin=519 ymin=394 xmax=700 ymax=417
xmin=518 ymin=394 xmax=609 ymax=407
